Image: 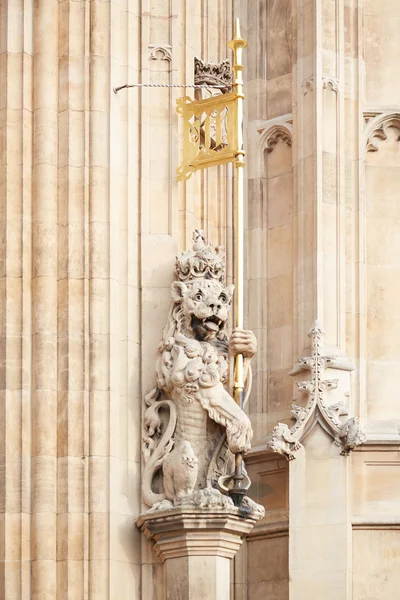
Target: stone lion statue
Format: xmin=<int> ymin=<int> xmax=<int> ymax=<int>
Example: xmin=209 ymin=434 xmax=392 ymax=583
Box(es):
xmin=142 ymin=230 xmax=257 ymax=509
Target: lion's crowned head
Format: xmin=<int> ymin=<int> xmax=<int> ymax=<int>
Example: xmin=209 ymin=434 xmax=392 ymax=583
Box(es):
xmin=161 ymin=230 xmax=234 ymax=344
xmin=171 ymin=278 xmax=234 ymax=342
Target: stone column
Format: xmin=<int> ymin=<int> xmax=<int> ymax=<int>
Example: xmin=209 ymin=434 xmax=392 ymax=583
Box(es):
xmin=31 ymin=0 xmax=59 ymax=597
xmin=88 ymin=0 xmax=111 ymax=595
xmin=138 ymin=508 xmax=257 ymax=600
xmin=0 ymin=0 xmax=33 ymax=597
xmin=289 ymin=434 xmax=352 ymax=599
xmin=287 ymin=1 xmax=353 ymax=598
xmin=57 ymin=0 xmax=88 ymax=596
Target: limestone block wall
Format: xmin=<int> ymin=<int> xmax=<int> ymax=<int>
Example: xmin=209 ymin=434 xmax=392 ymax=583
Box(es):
xmin=351 ymin=3 xmax=400 ymax=598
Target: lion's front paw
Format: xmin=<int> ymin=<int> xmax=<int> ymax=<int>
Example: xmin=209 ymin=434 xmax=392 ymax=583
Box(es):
xmin=229 ymin=328 xmax=257 ymax=359
xmin=226 ymin=417 xmax=253 ymax=454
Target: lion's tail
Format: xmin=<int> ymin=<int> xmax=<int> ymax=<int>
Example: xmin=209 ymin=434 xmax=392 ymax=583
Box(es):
xmin=142 ymin=388 xmax=177 ymax=508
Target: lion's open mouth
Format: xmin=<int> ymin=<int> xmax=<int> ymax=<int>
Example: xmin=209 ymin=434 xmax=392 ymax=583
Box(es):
xmin=191 ymin=314 xmax=224 ymax=334
xmin=203 ymin=315 xmax=222 ymax=332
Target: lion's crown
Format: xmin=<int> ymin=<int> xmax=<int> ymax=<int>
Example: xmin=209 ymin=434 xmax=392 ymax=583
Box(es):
xmin=175 ymin=230 xmax=225 ymax=283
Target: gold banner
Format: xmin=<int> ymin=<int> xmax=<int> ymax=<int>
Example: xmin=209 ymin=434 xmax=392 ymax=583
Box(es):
xmin=176 ymin=91 xmax=239 ymax=181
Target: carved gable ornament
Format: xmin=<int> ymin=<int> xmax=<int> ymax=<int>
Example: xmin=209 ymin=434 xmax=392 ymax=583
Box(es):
xmin=266 ymin=321 xmax=366 ymax=460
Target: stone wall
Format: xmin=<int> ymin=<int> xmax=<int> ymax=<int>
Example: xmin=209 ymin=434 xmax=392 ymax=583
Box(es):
xmin=0 ymin=1 xmax=234 ymax=598
xmin=1 ymin=0 xmax=400 ymax=599
xmin=244 ymin=0 xmax=400 ymax=598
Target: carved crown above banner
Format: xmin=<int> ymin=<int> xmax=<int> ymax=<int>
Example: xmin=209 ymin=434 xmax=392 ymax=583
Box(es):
xmin=194 ymin=57 xmax=232 ymax=92
xmin=175 ymin=57 xmax=237 ymax=180
xmin=266 ymin=321 xmax=366 ymax=460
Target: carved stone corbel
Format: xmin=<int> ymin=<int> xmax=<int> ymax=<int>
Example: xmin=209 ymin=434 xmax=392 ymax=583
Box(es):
xmin=257 ymin=115 xmax=293 ymax=160
xmin=263 ymin=125 xmax=292 ymax=153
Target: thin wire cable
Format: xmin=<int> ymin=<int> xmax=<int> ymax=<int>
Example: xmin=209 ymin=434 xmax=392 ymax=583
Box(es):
xmin=113 ymin=83 xmax=231 ymax=94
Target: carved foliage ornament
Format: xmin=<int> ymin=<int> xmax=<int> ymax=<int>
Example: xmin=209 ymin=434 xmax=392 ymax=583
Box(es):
xmin=266 ymin=321 xmax=366 ymax=460
xmin=142 ymin=231 xmax=263 ymax=517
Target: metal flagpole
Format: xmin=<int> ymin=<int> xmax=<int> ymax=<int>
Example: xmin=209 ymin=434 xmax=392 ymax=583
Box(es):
xmin=171 ymin=17 xmax=250 ymax=508
xmin=227 ymin=18 xmax=248 ymax=508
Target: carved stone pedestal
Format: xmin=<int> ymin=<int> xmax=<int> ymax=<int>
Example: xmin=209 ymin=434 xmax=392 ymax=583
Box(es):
xmin=137 ymin=507 xmax=259 ymax=600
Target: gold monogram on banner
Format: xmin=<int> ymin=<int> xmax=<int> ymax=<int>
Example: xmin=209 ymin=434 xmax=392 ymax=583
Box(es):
xmin=176 ymin=91 xmax=238 ymax=180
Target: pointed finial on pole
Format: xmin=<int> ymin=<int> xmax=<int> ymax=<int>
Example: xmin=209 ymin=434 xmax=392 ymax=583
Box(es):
xmin=228 ymin=18 xmax=248 ymax=78
xmin=234 ymin=16 xmax=240 ymax=38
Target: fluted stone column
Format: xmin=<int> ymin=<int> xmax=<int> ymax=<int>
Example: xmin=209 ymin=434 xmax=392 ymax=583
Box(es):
xmin=57 ymin=0 xmax=89 ymax=596
xmin=2 ymin=0 xmax=142 ymax=597
xmin=288 ymin=1 xmax=353 ymax=597
xmin=0 ymin=0 xmax=33 ymax=597
xmin=32 ymin=0 xmax=59 ymax=597
xmin=88 ymin=1 xmax=111 ymax=596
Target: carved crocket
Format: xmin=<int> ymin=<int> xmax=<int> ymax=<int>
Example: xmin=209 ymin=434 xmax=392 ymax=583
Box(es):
xmin=142 ymin=231 xmax=257 ymax=508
